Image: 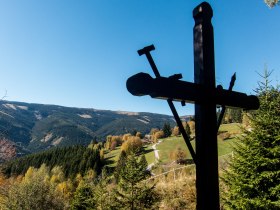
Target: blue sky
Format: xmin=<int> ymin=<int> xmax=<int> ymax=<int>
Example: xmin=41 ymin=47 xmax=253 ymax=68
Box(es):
xmin=0 ymin=0 xmax=279 ymax=115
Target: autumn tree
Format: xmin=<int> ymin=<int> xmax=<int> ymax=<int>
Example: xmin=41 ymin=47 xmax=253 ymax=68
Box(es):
xmin=5 ymin=164 xmax=65 ymax=210
xmin=55 ymin=180 xmax=74 ymax=205
xmin=182 ymin=121 xmax=191 ymax=138
xmin=0 ymin=138 xmax=16 ymax=163
xmin=136 ymin=131 xmax=143 ymax=139
xmin=105 ymin=135 xmax=122 ymax=150
xmin=112 ymin=136 xmax=122 ymax=145
xmin=105 ymin=135 xmax=112 ymax=150
xmin=242 ymin=111 xmax=252 ymax=129
xmin=0 ymin=173 xmax=12 ymax=208
xmin=153 ymin=130 xmax=165 ymax=143
xmin=169 ymin=146 xmax=187 ymax=164
xmin=187 ymin=120 xmax=195 ymax=136
xmin=222 ymin=71 xmax=280 ymax=209
xmin=50 ymin=166 xmax=65 ymax=185
xmin=121 ymin=136 xmax=143 ymax=154
xmin=150 ymin=128 xmax=159 ymax=136
xmin=122 ymin=133 xmax=131 ymax=141
xmin=172 ymin=126 xmax=181 ymax=136
xmin=265 ymin=0 xmax=279 ymax=8
xmin=110 ymin=140 xmax=117 ymax=150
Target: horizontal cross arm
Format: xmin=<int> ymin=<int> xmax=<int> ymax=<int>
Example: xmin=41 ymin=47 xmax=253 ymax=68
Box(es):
xmin=126 ymin=72 xmax=259 ymax=110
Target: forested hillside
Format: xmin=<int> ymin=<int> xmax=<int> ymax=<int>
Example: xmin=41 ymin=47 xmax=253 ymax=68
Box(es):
xmin=1 ymin=145 xmax=103 ymax=178
xmin=0 ymin=101 xmax=176 ymax=153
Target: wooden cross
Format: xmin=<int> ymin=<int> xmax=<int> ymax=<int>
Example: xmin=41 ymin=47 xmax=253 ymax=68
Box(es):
xmin=126 ymin=2 xmax=259 ymax=210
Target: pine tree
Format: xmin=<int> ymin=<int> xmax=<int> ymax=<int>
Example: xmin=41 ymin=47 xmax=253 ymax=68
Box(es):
xmin=223 ymin=108 xmax=242 ymax=123
xmin=139 ymin=155 xmax=148 ymax=171
xmin=221 ymin=70 xmax=280 ymax=209
xmin=93 ymin=169 xmax=116 ymax=210
xmin=114 ymin=153 xmax=158 ymax=209
xmin=184 ymin=122 xmax=191 ymax=138
xmin=162 ymin=123 xmax=172 ymax=138
xmin=70 ymin=181 xmax=95 ymax=210
xmin=114 ymin=151 xmax=127 ymax=182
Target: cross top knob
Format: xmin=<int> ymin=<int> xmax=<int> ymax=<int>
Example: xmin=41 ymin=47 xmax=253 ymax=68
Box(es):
xmin=193 ymin=2 xmax=213 ymax=21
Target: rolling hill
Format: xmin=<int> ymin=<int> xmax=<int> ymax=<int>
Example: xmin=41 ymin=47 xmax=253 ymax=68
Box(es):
xmin=0 ymin=101 xmax=177 ymax=153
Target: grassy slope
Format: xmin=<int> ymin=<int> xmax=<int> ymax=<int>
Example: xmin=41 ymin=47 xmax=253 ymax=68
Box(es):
xmin=105 ymin=123 xmax=242 ymax=167
xmin=104 ymin=146 xmax=122 ymax=167
xmin=144 ymin=144 xmax=156 ymax=164
xmin=104 ymin=145 xmax=156 ymax=167
xmin=218 ymin=123 xmax=241 ymax=157
xmin=157 ymin=123 xmax=241 ymax=163
xmin=219 ymin=123 xmax=241 ymax=133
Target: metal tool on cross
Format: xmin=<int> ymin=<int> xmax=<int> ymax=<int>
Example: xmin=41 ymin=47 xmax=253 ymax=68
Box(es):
xmin=126 ymin=2 xmax=259 ymax=210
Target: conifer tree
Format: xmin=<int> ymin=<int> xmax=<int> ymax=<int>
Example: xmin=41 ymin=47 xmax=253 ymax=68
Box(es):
xmin=139 ymin=155 xmax=148 ymax=171
xmin=93 ymin=169 xmax=116 ymax=210
xmin=70 ymin=181 xmax=95 ymax=210
xmin=114 ymin=151 xmax=127 ymax=182
xmin=162 ymin=123 xmax=172 ymax=138
xmin=114 ymin=153 xmax=158 ymax=209
xmin=222 ymin=71 xmax=280 ymax=209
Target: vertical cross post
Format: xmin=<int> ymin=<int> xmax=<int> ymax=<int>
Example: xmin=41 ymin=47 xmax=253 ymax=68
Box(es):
xmin=193 ymin=2 xmax=220 ymax=210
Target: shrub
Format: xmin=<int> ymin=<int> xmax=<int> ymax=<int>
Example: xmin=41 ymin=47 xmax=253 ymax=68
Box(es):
xmin=121 ymin=136 xmax=143 ymax=154
xmin=153 ymin=131 xmax=165 ymax=143
xmin=169 ymin=147 xmax=187 ymax=164
xmin=218 ymin=132 xmax=231 ymax=141
xmin=172 ymin=126 xmax=181 ymax=136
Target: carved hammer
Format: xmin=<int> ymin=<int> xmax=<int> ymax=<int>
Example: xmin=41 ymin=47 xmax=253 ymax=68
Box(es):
xmin=137 ymin=45 xmax=160 ymax=77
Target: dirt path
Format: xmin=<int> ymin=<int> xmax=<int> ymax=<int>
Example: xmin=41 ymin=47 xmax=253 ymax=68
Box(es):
xmin=147 ymin=140 xmax=162 ymax=171
xmin=152 ymin=144 xmax=159 ymax=160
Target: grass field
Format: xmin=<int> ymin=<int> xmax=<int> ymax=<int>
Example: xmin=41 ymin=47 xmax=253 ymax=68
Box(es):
xmin=156 ymin=137 xmax=193 ymax=163
xmin=104 ymin=146 xmax=121 ymax=167
xmin=219 ymin=123 xmax=242 ymax=133
xmin=104 ymin=144 xmax=156 ymax=166
xmin=218 ymin=123 xmax=241 ymax=156
xmin=157 ymin=123 xmax=242 ymax=163
xmin=105 ymin=123 xmax=242 ymax=167
xmin=143 ymin=144 xmax=156 ymax=164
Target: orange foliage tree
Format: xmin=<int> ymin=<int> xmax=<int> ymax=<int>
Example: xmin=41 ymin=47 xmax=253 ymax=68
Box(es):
xmin=121 ymin=136 xmax=143 ymax=154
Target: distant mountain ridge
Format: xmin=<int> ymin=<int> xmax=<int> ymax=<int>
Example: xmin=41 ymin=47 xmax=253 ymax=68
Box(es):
xmin=0 ymin=101 xmax=178 ymax=153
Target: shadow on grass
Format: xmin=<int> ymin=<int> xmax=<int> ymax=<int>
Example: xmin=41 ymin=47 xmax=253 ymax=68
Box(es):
xmin=222 ymin=137 xmax=235 ymax=141
xmin=178 ymin=159 xmax=194 ymax=165
xmin=142 ymin=148 xmax=154 ymax=154
xmin=104 ymin=158 xmax=115 ymax=165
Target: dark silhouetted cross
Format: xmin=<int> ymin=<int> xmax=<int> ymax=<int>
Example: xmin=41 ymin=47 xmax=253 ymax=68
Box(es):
xmin=126 ymin=2 xmax=259 ymax=210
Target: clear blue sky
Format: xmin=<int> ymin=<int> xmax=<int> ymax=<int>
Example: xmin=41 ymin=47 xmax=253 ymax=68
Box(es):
xmin=0 ymin=0 xmax=279 ymax=116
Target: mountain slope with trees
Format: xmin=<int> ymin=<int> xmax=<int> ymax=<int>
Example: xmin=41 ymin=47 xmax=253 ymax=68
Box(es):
xmin=0 ymin=101 xmax=176 ymax=153
xmin=1 ymin=145 xmax=103 ymax=179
